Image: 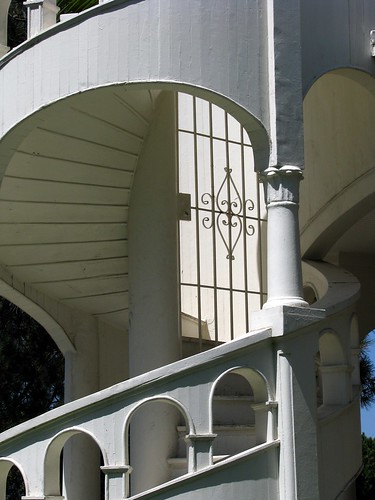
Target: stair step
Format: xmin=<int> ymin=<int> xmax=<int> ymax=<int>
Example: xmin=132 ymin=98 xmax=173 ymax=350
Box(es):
xmin=168 ymin=455 xmax=230 ymax=479
xmin=168 ymin=455 xmax=230 ymax=467
xmin=213 ymin=395 xmax=254 ymax=401
xmin=177 ymin=425 xmax=255 ymax=433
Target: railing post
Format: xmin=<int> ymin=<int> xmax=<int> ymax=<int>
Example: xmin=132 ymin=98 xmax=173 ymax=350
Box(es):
xmin=23 ymin=0 xmax=59 ymax=39
xmin=101 ymin=466 xmax=132 ymax=500
xmin=0 ymin=45 xmax=9 ymax=58
xmin=251 ymin=401 xmax=278 ymax=445
xmin=185 ymin=434 xmax=217 ymax=471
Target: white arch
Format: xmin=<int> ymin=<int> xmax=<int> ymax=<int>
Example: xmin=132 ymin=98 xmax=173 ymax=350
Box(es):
xmin=0 ymin=0 xmax=270 ymax=172
xmin=301 ymin=68 xmax=375 ymax=258
xmin=210 ymin=366 xmax=271 ymax=403
xmin=44 ymin=426 xmax=107 ymax=496
xmin=123 ymin=395 xmax=195 ymax=465
xmin=0 ymin=275 xmax=74 ymax=353
xmin=319 ymin=329 xmax=346 ymax=366
xmin=0 ymin=457 xmax=29 ymax=497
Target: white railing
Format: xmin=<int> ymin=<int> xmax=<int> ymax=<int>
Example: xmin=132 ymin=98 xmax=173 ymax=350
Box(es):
xmin=0 ymin=261 xmax=363 ymax=499
xmin=0 ymin=328 xmax=277 ymax=499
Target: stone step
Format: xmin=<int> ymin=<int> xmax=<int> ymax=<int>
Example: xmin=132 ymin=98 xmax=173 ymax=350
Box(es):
xmin=176 ymin=424 xmax=256 ymax=457
xmin=167 ymin=456 xmax=230 ymax=480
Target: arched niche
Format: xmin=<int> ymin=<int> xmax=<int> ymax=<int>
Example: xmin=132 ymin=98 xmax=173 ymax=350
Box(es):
xmin=318 ymin=329 xmax=351 ymax=406
xmin=124 ymin=396 xmax=193 ymax=497
xmin=0 ymin=0 xmax=11 ymax=54
xmin=0 ymin=458 xmax=27 ymax=500
xmin=301 ymin=68 xmax=375 ymax=260
xmin=44 ymin=428 xmax=106 ymax=500
xmin=210 ymin=367 xmax=274 ymax=455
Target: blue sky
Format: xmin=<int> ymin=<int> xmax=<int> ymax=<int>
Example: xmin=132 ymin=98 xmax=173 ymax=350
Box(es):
xmin=360 ymin=330 xmax=375 ymax=437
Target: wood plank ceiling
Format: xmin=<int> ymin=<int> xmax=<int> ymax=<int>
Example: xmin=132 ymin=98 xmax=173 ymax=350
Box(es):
xmin=0 ymin=86 xmax=161 ymax=330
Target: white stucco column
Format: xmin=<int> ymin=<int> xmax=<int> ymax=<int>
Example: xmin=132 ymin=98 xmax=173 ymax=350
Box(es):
xmin=0 ymin=45 xmax=9 ymax=58
xmin=63 ymin=314 xmax=101 ymax=500
xmin=261 ymin=166 xmax=307 ymax=309
xmin=23 ymin=0 xmax=58 ymax=39
xmin=128 ymin=92 xmax=181 ymax=494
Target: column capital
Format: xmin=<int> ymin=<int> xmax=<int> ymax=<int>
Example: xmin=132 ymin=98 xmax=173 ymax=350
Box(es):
xmin=100 ymin=465 xmax=133 ymax=475
xmin=260 ymin=165 xmax=304 ymax=205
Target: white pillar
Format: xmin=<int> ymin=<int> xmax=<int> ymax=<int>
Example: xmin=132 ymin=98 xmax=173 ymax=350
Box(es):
xmin=100 ymin=465 xmax=131 ymax=500
xmin=23 ymin=0 xmax=58 ymax=39
xmin=63 ymin=314 xmax=101 ymax=500
xmin=185 ymin=434 xmax=217 ymax=471
xmin=0 ymin=45 xmax=9 ymax=58
xmin=128 ymin=92 xmax=181 ymax=494
xmin=277 ymin=351 xmax=297 ymax=500
xmin=261 ymin=166 xmax=307 ymax=309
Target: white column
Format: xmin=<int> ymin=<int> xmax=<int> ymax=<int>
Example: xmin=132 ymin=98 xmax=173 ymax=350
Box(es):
xmin=100 ymin=466 xmax=132 ymax=499
xmin=0 ymin=45 xmax=9 ymax=58
xmin=261 ymin=166 xmax=307 ymax=309
xmin=128 ymin=92 xmax=181 ymax=494
xmin=185 ymin=434 xmax=217 ymax=471
xmin=63 ymin=314 xmax=101 ymax=500
xmin=23 ymin=0 xmax=58 ymax=39
xmin=251 ymin=401 xmax=278 ymax=445
xmin=277 ymin=351 xmax=297 ymax=500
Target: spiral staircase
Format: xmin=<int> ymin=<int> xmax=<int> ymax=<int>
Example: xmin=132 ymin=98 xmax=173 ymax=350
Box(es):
xmin=0 ymin=1 xmax=368 ymax=499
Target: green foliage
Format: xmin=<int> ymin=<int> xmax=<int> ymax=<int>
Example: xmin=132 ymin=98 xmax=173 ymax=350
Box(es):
xmin=0 ymin=297 xmax=64 ymax=498
xmin=0 ymin=297 xmax=64 ymax=433
xmin=357 ymin=434 xmax=375 ymax=499
xmin=360 ymin=337 xmax=375 ymax=409
xmin=58 ymin=0 xmax=98 ymax=15
xmin=7 ymin=0 xmax=26 ymax=49
xmin=7 ymin=0 xmax=98 ymax=49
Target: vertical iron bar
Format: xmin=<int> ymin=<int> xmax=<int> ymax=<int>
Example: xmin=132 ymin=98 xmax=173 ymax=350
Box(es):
xmin=175 ymin=93 xmax=183 ymax=346
xmin=257 ymin=171 xmax=265 ymax=307
xmin=241 ymin=128 xmax=250 ymax=332
xmin=193 ymin=97 xmax=203 ymax=351
xmin=209 ymin=103 xmax=219 ymax=345
xmin=225 ymin=113 xmax=234 ymax=340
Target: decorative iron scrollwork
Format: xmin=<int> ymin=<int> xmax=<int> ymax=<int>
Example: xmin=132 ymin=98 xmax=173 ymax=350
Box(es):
xmin=201 ymin=167 xmax=255 ymax=260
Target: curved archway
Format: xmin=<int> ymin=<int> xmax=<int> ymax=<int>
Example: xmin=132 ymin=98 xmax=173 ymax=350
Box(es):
xmin=0 ymin=277 xmax=74 ymax=354
xmin=124 ymin=396 xmax=194 ymax=496
xmin=301 ymin=68 xmax=375 ymax=259
xmin=0 ymin=458 xmax=28 ymax=499
xmin=210 ymin=367 xmax=273 ymax=456
xmin=0 ymin=0 xmax=271 ymax=169
xmin=44 ymin=427 xmax=106 ymax=499
xmin=318 ymin=329 xmax=351 ymax=406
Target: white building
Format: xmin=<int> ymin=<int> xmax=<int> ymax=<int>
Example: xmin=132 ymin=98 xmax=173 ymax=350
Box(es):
xmin=0 ymin=0 xmax=374 ymax=498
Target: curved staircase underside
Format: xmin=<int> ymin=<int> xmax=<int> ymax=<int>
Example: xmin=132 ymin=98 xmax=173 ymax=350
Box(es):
xmin=0 ymin=86 xmax=161 ymax=329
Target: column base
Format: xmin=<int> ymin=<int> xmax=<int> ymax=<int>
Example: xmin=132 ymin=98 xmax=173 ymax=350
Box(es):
xmin=263 ymin=296 xmax=308 ymax=309
xmin=251 ymin=305 xmax=325 ymax=337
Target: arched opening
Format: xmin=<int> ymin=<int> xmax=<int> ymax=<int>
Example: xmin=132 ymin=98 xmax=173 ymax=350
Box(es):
xmin=0 ymin=459 xmax=27 ymax=500
xmin=125 ymin=397 xmax=191 ymax=497
xmin=211 ymin=367 xmax=272 ymax=460
xmin=0 ymin=296 xmax=64 ymax=430
xmin=44 ymin=428 xmax=105 ymax=500
xmin=303 ymin=283 xmax=318 ymax=305
xmin=7 ymin=0 xmax=26 ymax=49
xmin=177 ymin=93 xmax=267 ymax=353
xmin=302 ymin=68 xmax=375 ymax=346
xmin=318 ymin=330 xmax=351 ymax=407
